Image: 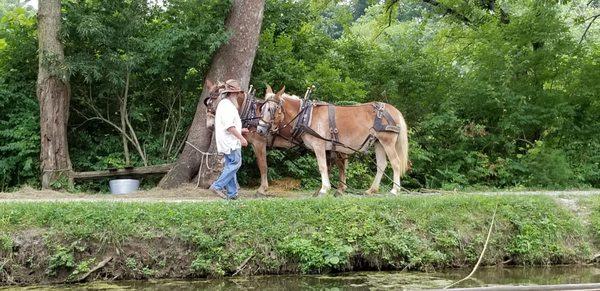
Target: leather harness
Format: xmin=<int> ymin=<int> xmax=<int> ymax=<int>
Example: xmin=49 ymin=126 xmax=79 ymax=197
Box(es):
xmin=372 ymin=102 xmax=401 ymax=133
xmin=239 ymin=91 xmax=260 ymax=129
xmin=278 ymin=100 xmax=401 ymax=153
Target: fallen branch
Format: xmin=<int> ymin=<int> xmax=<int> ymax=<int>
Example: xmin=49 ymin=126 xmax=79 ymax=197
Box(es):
xmin=445 ymin=204 xmax=498 ymax=289
xmin=73 ymin=257 xmax=113 ymax=283
xmin=0 ymin=260 xmax=15 ymax=285
xmin=232 ymin=254 xmax=254 ymax=276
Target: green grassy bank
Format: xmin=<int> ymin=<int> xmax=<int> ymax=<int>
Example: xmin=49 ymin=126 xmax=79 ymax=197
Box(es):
xmin=0 ymin=195 xmax=597 ymax=285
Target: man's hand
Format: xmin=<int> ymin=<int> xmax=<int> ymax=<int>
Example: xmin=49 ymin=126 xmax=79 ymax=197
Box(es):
xmin=228 ymin=126 xmax=249 ymax=147
xmin=241 ymin=128 xmax=250 ymax=135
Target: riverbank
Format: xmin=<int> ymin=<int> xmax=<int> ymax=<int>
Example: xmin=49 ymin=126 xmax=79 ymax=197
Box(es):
xmin=1 ymin=193 xmax=599 ymax=286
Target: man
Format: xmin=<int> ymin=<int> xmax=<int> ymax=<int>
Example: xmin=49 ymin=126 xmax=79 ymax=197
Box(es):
xmin=209 ymin=79 xmax=249 ymax=200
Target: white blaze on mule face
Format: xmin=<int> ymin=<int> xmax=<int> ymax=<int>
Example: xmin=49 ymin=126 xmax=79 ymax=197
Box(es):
xmin=256 ymin=92 xmax=277 ymax=136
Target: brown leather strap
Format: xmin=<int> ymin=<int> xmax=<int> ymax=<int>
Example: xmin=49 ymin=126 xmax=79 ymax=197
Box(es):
xmin=373 ymin=102 xmax=401 ymax=133
xmin=328 ymin=104 xmax=339 ymax=150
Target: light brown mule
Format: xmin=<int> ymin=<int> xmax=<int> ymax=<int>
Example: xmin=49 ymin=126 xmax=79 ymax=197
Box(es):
xmin=203 ymin=80 xmax=349 ymax=195
xmin=257 ymin=87 xmax=409 ymax=195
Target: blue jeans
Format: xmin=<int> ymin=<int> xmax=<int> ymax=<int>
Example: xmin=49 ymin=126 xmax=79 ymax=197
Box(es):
xmin=211 ymin=149 xmax=242 ymax=198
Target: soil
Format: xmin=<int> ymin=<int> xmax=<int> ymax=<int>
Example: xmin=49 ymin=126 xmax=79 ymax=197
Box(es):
xmin=0 ymin=185 xmax=308 ymax=203
xmin=2 ymin=232 xmax=198 ymax=285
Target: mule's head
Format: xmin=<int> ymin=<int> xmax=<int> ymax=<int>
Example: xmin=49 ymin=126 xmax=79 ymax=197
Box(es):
xmin=257 ymin=85 xmax=285 ymax=136
xmin=203 ymin=80 xmax=224 ymax=130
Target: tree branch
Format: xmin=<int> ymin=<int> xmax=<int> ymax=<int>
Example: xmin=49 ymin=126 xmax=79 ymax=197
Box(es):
xmin=373 ymin=0 xmax=398 ymax=39
xmin=580 ymin=13 xmax=600 ymax=44
xmin=422 ymin=0 xmax=471 ymax=24
xmin=122 ymin=69 xmax=147 ymax=166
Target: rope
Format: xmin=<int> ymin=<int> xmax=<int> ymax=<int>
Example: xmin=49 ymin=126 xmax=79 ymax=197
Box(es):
xmin=444 ymin=202 xmax=498 ymax=289
xmin=185 ymin=141 xmax=220 ymax=187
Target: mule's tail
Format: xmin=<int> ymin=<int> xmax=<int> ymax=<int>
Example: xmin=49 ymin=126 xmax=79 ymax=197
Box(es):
xmin=396 ymin=112 xmax=409 ymax=177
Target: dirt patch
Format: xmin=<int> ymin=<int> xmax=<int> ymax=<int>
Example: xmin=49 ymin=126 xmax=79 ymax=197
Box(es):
xmin=270 ymin=178 xmax=302 ymax=191
xmin=1 ymin=230 xmax=199 ymax=286
xmin=0 ymin=185 xmax=308 ymax=202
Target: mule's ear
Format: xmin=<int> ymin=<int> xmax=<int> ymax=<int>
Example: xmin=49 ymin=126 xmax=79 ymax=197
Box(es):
xmin=276 ymin=86 xmax=286 ymax=97
xmin=205 ymin=79 xmax=214 ymax=90
xmin=266 ymin=84 xmax=273 ymax=95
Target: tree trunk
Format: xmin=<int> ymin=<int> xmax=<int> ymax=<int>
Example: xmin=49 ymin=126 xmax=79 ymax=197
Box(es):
xmin=37 ymin=0 xmax=73 ymax=189
xmin=159 ymin=0 xmax=266 ymax=189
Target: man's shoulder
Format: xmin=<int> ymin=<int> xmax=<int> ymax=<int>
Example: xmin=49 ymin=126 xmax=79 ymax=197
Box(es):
xmin=217 ymin=99 xmax=236 ymax=111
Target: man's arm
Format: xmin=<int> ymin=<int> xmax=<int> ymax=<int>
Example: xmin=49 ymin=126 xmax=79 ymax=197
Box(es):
xmin=228 ymin=126 xmax=248 ymax=147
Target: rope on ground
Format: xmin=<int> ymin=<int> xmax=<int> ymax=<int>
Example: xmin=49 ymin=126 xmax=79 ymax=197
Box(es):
xmin=185 ymin=141 xmax=219 ymax=187
xmin=444 ymin=202 xmax=498 ymax=289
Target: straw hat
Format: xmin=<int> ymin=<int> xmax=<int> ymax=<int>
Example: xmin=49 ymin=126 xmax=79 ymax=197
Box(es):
xmin=220 ymin=79 xmax=244 ymax=93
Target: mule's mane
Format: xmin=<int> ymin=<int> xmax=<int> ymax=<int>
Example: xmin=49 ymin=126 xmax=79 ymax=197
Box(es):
xmin=282 ymin=93 xmax=301 ymax=100
xmin=264 ymin=92 xmax=301 ymax=103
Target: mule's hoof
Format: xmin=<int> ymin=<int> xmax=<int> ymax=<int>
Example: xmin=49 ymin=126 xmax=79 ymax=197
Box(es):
xmin=255 ymin=191 xmax=269 ymax=198
xmin=313 ymin=189 xmax=329 ymax=197
xmin=334 ymin=190 xmax=344 ymax=197
xmin=365 ymin=188 xmax=378 ymax=195
xmin=257 ymin=187 xmax=267 ymax=195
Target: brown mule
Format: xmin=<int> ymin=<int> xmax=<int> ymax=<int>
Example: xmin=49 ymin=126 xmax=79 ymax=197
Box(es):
xmin=257 ymin=87 xmax=409 ymax=196
xmin=203 ymin=80 xmax=349 ymax=195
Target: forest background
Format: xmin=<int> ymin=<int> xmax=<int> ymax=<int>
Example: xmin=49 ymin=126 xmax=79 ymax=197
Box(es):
xmin=1 ymin=0 xmax=599 ymax=192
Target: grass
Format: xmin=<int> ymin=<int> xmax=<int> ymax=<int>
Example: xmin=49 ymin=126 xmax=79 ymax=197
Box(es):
xmin=0 ymin=194 xmax=595 ymax=284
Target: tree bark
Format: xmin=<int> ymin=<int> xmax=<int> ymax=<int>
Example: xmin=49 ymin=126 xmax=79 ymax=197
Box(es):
xmin=159 ymin=0 xmax=266 ymax=189
xmin=120 ymin=72 xmax=130 ymax=166
xmin=37 ymin=0 xmax=73 ymax=189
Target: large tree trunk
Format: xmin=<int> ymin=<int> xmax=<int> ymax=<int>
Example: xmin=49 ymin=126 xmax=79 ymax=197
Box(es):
xmin=37 ymin=0 xmax=73 ymax=189
xmin=159 ymin=0 xmax=266 ymax=189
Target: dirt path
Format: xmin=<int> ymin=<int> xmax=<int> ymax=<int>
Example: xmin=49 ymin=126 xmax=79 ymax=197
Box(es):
xmin=0 ymin=185 xmax=309 ymax=203
xmin=1 ymin=186 xmax=599 ymax=203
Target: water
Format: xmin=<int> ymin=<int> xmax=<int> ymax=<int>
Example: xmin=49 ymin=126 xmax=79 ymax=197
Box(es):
xmin=5 ymin=266 xmax=600 ymax=290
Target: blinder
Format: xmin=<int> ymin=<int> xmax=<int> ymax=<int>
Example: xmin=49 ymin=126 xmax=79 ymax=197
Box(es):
xmin=258 ymin=97 xmax=284 ymax=134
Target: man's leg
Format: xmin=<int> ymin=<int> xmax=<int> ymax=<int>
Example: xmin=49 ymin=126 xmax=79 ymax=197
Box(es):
xmin=224 ymin=149 xmax=242 ymax=198
xmin=211 ymin=152 xmax=237 ymax=192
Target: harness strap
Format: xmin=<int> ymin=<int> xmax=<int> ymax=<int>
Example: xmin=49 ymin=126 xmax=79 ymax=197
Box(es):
xmin=373 ymin=102 xmax=401 ymax=133
xmin=328 ymin=104 xmax=339 ymax=151
xmin=291 ymin=100 xmax=313 ymax=142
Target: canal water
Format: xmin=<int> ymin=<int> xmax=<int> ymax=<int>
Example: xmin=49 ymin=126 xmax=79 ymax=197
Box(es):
xmin=4 ymin=266 xmax=600 ymax=290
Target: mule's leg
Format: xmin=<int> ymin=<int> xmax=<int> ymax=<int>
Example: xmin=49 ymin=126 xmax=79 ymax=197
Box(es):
xmin=336 ymin=153 xmax=348 ymax=196
xmin=251 ymin=139 xmax=268 ymax=195
xmin=314 ymin=146 xmax=331 ymax=196
xmin=366 ymin=142 xmax=387 ymax=195
xmin=381 ymin=137 xmax=402 ymax=195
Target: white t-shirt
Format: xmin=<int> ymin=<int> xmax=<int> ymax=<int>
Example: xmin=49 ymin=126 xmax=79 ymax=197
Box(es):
xmin=214 ymin=98 xmax=242 ymax=154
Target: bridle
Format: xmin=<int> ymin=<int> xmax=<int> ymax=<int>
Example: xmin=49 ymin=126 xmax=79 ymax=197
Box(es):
xmin=258 ymin=96 xmax=284 ymax=134
xmin=205 ymin=87 xmax=266 ymax=131
xmin=204 ymin=88 xmax=227 ymax=111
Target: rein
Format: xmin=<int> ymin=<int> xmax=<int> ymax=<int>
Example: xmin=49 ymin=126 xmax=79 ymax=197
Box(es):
xmin=260 ymin=94 xmax=408 ymax=192
xmin=261 ymin=96 xmax=307 ymax=137
xmin=264 ymin=96 xmax=377 ymax=154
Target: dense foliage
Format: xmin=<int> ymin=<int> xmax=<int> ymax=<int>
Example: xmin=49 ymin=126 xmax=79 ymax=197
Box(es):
xmin=1 ymin=0 xmax=599 ymax=191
